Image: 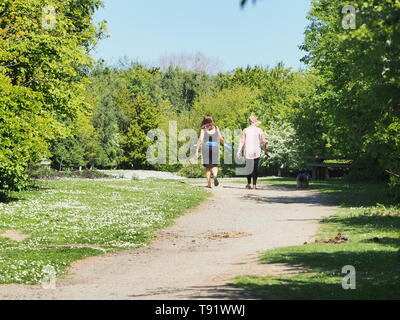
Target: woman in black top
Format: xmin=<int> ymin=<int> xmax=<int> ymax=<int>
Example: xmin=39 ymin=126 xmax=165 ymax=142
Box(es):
xmin=196 ymin=115 xmax=225 ymax=188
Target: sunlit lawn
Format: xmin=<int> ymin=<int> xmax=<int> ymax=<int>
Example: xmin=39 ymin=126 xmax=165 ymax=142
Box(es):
xmin=231 ymin=177 xmax=400 ymax=299
xmin=0 ymin=179 xmax=209 ymax=284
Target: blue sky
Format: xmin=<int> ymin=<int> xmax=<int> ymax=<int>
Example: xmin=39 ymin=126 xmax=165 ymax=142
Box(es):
xmin=92 ymin=0 xmax=312 ymax=72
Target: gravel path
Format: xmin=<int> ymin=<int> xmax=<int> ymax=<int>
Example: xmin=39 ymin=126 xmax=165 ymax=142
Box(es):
xmin=0 ymin=182 xmax=337 ymax=300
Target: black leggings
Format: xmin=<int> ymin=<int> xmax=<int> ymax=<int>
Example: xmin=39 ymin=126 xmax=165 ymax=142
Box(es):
xmin=246 ymin=158 xmax=260 ymax=185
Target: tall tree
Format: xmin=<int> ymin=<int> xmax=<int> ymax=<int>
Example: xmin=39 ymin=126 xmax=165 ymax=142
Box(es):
xmin=301 ymin=0 xmax=400 ymax=178
xmin=118 ymin=93 xmax=160 ymax=168
xmin=0 ymin=0 xmax=105 ymax=190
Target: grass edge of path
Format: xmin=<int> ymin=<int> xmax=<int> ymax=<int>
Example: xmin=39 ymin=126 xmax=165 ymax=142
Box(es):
xmin=229 ymin=177 xmax=400 ymax=300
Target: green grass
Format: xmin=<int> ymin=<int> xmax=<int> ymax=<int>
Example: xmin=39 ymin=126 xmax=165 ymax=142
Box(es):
xmin=0 ymin=179 xmax=209 ymax=284
xmin=231 ymin=177 xmax=400 ymax=299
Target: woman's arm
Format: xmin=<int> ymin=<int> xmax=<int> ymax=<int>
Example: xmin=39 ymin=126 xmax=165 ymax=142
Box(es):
xmin=196 ymin=129 xmax=204 ymax=156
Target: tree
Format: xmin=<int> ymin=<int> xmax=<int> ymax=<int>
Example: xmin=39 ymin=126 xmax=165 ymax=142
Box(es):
xmin=262 ymin=120 xmax=304 ymax=175
xmin=158 ymin=52 xmax=223 ymax=74
xmin=88 ymin=65 xmax=125 ymax=168
xmin=218 ymin=64 xmax=315 ymax=125
xmin=0 ymin=75 xmax=56 ymax=190
xmin=121 ymin=63 xmax=163 ymax=106
xmin=0 ymin=0 xmax=105 ymax=189
xmin=160 ymin=66 xmax=215 ymax=112
xmin=91 ymin=93 xmax=124 ymax=168
xmin=190 ymin=85 xmax=262 ymax=130
xmin=119 ymin=93 xmax=160 ymax=168
xmin=301 ymin=0 xmax=400 ymax=185
xmin=0 ymin=0 xmax=105 ymax=119
xmin=291 ymin=72 xmax=329 ymax=157
xmin=50 ymin=136 xmax=86 ymax=170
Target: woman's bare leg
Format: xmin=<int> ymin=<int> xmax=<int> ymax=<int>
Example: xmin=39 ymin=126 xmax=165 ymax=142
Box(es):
xmin=211 ymin=167 xmax=219 ymax=187
xmin=205 ymin=168 xmax=212 ymax=188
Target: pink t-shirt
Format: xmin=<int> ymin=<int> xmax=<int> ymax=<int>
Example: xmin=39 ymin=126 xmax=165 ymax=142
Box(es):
xmin=243 ymin=125 xmax=265 ymax=159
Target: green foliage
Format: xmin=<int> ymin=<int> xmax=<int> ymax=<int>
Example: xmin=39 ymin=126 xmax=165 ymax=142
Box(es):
xmin=119 ymin=94 xmax=160 ymax=168
xmin=218 ymin=64 xmax=315 ymax=125
xmin=91 ymin=94 xmax=123 ymax=168
xmin=122 ymin=63 xmax=163 ymax=105
xmin=60 ymin=60 xmax=317 ymax=175
xmin=0 ymin=75 xmax=55 ymax=191
xmin=178 ymin=164 xmax=205 ymax=178
xmin=28 ymin=166 xmax=110 ymax=179
xmin=221 ymin=166 xmax=236 ymax=178
xmin=160 ymin=67 xmax=215 ymax=112
xmin=178 ymin=164 xmax=236 ymax=178
xmin=0 ymin=0 xmax=104 ymax=189
xmin=0 ymin=0 xmax=105 ymax=119
xmin=301 ymin=0 xmax=400 ymax=192
xmin=88 ymin=67 xmax=125 ymax=168
xmin=50 ymin=136 xmax=86 ymax=170
xmin=291 ymin=73 xmax=330 ymax=157
xmin=190 ymin=85 xmax=261 ymax=130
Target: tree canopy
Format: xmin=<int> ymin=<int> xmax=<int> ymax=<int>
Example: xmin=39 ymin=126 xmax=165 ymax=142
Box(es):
xmin=1 ymin=0 xmax=399 ymax=199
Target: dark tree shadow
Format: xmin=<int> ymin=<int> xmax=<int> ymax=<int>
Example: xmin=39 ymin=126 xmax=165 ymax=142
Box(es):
xmin=321 ymin=214 xmax=400 ymax=233
xmin=259 ymin=250 xmax=399 ymax=273
xmin=221 ymin=250 xmax=400 ymax=300
xmin=225 ymin=275 xmax=400 ymax=300
xmin=0 ymin=184 xmax=50 ymax=204
xmin=127 ymin=284 xmax=260 ymax=300
xmin=362 ymin=237 xmax=400 ymax=247
xmin=0 ymin=193 xmax=20 ymax=204
xmin=240 ymin=192 xmax=335 ymax=206
xmin=257 ymin=177 xmax=395 ymax=208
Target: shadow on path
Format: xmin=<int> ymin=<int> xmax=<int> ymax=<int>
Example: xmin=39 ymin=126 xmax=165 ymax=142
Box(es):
xmin=127 ymin=284 xmax=260 ymax=300
xmin=240 ymin=193 xmax=335 ymax=206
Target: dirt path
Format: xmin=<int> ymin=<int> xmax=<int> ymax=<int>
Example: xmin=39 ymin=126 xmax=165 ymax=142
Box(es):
xmin=0 ymin=183 xmax=337 ymax=300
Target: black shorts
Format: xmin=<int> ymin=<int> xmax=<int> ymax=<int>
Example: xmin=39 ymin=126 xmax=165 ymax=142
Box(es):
xmin=202 ymin=145 xmax=219 ymax=168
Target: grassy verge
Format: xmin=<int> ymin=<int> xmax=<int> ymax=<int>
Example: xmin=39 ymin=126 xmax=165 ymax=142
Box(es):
xmin=0 ymin=179 xmax=209 ymax=284
xmin=231 ymin=177 xmax=400 ymax=299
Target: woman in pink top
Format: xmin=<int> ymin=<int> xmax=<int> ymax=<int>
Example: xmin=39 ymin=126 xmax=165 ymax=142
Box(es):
xmin=237 ymin=116 xmax=267 ymax=190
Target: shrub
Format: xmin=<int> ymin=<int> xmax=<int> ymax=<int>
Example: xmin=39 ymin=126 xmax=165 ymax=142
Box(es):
xmin=28 ymin=166 xmax=59 ymax=180
xmin=153 ymin=163 xmax=182 ymax=173
xmin=221 ymin=166 xmax=236 ymax=178
xmin=179 ymin=164 xmax=238 ymax=178
xmin=28 ymin=167 xmax=110 ymax=180
xmin=74 ymin=170 xmax=110 ymax=179
xmin=178 ymin=164 xmax=204 ymax=178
